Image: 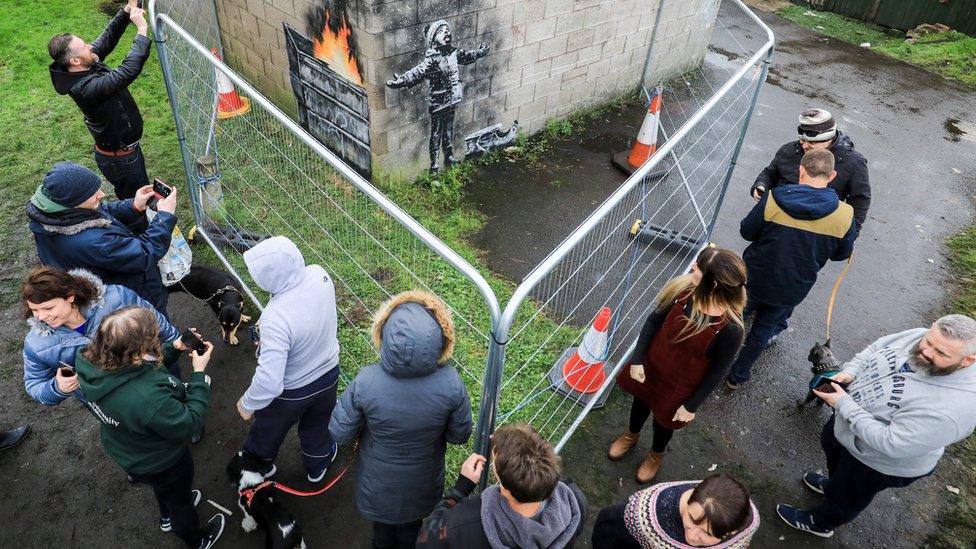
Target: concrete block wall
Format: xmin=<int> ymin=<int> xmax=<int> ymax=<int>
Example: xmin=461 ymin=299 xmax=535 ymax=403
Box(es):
xmin=212 ymin=0 xmax=721 ymax=177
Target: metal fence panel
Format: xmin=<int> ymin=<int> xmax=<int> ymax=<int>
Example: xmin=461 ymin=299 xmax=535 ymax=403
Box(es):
xmin=148 ymin=4 xmax=501 ymax=468
xmin=488 ymin=0 xmax=774 ymax=452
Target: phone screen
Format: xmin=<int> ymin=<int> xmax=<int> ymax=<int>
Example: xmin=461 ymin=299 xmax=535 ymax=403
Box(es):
xmin=152 ymin=179 xmax=172 ymax=199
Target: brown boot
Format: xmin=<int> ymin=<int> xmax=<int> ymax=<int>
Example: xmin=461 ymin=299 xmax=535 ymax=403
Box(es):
xmin=607 ymin=431 xmax=640 ymax=460
xmin=636 ymin=451 xmax=664 ymax=484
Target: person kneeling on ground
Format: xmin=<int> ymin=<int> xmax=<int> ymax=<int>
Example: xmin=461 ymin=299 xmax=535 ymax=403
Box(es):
xmin=777 ymin=314 xmax=976 ymax=538
xmin=330 ymin=290 xmax=472 ymax=548
xmin=27 ymin=161 xmax=177 ymax=315
xmin=235 ymin=236 xmax=341 ymax=483
xmin=75 ymin=306 xmax=224 ymax=548
xmin=612 ymin=246 xmax=746 ymax=483
xmin=592 ymin=473 xmax=759 ymax=548
xmin=416 ymin=423 xmax=587 ymax=548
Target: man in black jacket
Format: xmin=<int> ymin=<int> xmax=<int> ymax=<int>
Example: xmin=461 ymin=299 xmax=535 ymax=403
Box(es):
xmin=48 ymin=0 xmax=151 ymax=201
xmin=416 ymin=423 xmax=587 ymax=548
xmin=751 ymin=108 xmax=870 ymax=235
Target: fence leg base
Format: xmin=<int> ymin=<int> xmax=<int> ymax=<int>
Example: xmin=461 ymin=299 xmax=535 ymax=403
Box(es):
xmin=630 ymin=221 xmax=703 ymax=250
xmin=611 ymin=151 xmax=670 ymax=179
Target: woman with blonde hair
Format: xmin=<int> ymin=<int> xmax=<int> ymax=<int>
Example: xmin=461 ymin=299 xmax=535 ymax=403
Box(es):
xmin=610 ymin=246 xmax=747 ymax=483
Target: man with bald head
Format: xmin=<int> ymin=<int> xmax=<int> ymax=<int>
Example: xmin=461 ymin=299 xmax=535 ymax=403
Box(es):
xmin=777 ymin=314 xmax=976 ymax=538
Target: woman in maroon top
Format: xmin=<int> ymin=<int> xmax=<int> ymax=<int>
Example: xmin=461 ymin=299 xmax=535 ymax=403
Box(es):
xmin=611 ymin=246 xmax=747 ymax=483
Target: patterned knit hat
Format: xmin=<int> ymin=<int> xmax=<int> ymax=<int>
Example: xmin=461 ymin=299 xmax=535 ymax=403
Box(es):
xmin=797 ymin=108 xmax=836 ymax=142
xmin=624 ymin=482 xmax=760 ymax=548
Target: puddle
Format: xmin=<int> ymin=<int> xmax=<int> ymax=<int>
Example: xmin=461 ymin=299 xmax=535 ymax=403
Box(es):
xmin=944 ymin=118 xmax=966 ymax=142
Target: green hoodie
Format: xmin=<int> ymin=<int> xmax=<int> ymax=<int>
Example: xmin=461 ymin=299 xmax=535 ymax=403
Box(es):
xmin=75 ymin=343 xmax=210 ymax=474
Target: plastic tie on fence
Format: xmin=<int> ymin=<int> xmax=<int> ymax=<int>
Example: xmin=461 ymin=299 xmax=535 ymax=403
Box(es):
xmin=548 ymin=307 xmax=613 ymax=408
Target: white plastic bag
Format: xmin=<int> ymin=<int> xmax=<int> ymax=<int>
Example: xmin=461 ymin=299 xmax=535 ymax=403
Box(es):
xmin=147 ymin=209 xmax=193 ymax=286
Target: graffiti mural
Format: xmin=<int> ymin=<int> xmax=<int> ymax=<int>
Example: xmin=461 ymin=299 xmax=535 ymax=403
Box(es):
xmin=284 ymin=1 xmax=370 ymax=178
xmin=385 ymin=20 xmax=491 ymax=173
xmin=463 ymin=122 xmax=519 ymax=160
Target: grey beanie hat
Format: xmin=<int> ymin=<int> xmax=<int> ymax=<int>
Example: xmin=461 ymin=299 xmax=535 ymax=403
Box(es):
xmin=797 ymin=108 xmax=836 ymax=142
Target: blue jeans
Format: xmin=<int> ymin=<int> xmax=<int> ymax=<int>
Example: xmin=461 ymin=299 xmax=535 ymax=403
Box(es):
xmin=727 ymin=298 xmax=794 ymax=383
xmin=811 ymin=416 xmax=927 ymax=529
xmin=93 ymin=143 xmax=149 ymax=199
xmin=244 ymin=367 xmax=339 ymax=475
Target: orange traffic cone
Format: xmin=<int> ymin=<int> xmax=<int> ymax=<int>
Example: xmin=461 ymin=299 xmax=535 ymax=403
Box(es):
xmin=613 ymin=86 xmax=665 ymax=176
xmin=561 ymin=307 xmax=612 ymax=394
xmin=211 ymin=49 xmax=251 ymax=120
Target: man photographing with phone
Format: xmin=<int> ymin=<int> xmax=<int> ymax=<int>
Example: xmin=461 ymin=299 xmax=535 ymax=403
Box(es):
xmin=48 ymin=0 xmax=152 ymax=202
xmin=776 ymin=315 xmax=976 ymax=538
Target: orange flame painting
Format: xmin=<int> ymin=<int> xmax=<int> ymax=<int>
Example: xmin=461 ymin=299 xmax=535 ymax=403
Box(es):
xmin=311 ymin=8 xmax=363 ymax=85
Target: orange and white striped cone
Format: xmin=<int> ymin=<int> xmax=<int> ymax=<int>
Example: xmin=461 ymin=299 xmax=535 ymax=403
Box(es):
xmin=211 ymin=49 xmax=251 ymax=120
xmin=557 ymin=307 xmax=612 ymax=396
xmin=613 ymin=86 xmax=667 ymax=177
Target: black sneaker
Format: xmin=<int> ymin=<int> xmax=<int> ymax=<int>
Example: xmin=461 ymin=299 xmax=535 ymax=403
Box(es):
xmin=803 ymin=471 xmax=829 ymax=495
xmin=776 ymin=503 xmax=834 ymax=538
xmin=198 ymin=514 xmax=226 ymax=549
xmin=725 ymin=377 xmax=741 ymax=391
xmin=307 ymin=441 xmax=339 ymax=483
xmin=766 ymin=334 xmax=780 ymax=347
xmin=160 ymin=489 xmax=203 ymax=532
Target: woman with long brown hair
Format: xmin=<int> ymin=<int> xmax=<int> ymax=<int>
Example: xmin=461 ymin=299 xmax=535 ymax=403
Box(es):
xmin=610 ymin=246 xmax=747 ymax=483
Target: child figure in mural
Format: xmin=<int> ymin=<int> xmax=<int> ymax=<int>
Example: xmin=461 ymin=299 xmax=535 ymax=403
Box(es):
xmin=386 ymin=19 xmax=490 ymax=173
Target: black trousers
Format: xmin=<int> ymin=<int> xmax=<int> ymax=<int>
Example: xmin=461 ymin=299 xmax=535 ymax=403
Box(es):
xmin=372 ymin=519 xmax=422 ymax=549
xmin=810 ymin=415 xmax=927 ymax=529
xmin=592 ymin=502 xmax=641 ymax=549
xmin=128 ymin=448 xmax=201 ymax=547
xmin=428 ymin=108 xmax=456 ymax=171
xmin=628 ymin=397 xmax=674 ymax=453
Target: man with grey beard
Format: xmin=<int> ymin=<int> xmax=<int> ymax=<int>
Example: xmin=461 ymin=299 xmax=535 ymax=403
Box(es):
xmin=776 ymin=314 xmax=976 ymax=538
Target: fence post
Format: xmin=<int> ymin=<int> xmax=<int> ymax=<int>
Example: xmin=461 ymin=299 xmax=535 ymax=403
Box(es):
xmin=638 ymin=0 xmax=669 ymax=99
xmin=707 ymin=45 xmax=774 ymax=236
xmin=473 ymin=332 xmax=507 ymax=489
xmin=151 ymin=14 xmax=206 ymax=225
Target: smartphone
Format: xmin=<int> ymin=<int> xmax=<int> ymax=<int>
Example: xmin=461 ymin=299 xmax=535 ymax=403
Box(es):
xmin=58 ymin=361 xmax=76 ymax=378
xmin=814 ymin=377 xmax=849 ymax=393
xmin=153 ymin=178 xmax=172 ymax=199
xmin=179 ymin=329 xmax=208 ymax=356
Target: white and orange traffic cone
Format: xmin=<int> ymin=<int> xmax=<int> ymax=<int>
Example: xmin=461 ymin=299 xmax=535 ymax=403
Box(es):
xmin=548 ymin=307 xmax=612 ymax=406
xmin=613 ymin=86 xmax=666 ymax=177
xmin=211 ymin=49 xmax=251 ymax=120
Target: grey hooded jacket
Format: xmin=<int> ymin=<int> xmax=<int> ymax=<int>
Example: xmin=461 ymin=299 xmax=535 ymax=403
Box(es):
xmin=329 ymin=290 xmax=472 ymax=523
xmin=241 ymin=236 xmax=340 ymax=411
xmin=835 ymin=327 xmax=976 ymax=477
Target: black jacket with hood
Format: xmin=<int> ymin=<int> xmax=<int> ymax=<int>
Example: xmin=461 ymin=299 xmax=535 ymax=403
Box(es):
xmin=49 ymin=9 xmax=150 ymax=150
xmin=752 ymin=131 xmax=870 ymax=233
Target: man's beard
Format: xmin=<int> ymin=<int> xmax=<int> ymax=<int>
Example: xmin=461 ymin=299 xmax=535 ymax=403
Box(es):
xmin=908 ymin=342 xmax=963 ymax=376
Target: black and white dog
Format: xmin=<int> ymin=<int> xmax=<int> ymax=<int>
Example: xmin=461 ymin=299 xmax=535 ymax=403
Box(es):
xmin=227 ymin=451 xmax=306 ymax=549
xmin=170 ymin=265 xmax=252 ymax=345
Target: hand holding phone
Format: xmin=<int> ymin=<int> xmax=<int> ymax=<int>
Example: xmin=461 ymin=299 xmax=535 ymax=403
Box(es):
xmin=814 ymin=377 xmax=850 ymax=393
xmin=179 ymin=328 xmax=208 ymax=356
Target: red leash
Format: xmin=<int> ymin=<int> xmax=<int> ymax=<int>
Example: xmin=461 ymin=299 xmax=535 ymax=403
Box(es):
xmin=240 ymin=464 xmax=350 ymax=506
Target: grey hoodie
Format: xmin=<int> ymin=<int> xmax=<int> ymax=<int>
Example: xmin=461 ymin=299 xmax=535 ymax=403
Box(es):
xmin=241 ymin=236 xmax=339 ymax=411
xmin=480 ymin=482 xmax=582 ymax=549
xmin=835 ymin=327 xmax=976 ymax=477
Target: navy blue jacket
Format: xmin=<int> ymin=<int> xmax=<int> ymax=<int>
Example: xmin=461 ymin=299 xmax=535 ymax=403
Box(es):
xmin=27 ymin=199 xmax=175 ymax=313
xmin=752 ymin=132 xmax=870 ymax=234
xmin=741 ymin=185 xmax=855 ymax=308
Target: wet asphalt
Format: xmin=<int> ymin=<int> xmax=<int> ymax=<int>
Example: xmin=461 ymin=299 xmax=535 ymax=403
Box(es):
xmin=466 ymin=10 xmax=976 ymax=549
xmin=1 ymin=9 xmax=974 ymax=549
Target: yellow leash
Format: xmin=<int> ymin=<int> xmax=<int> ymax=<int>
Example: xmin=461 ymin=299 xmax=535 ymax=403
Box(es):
xmin=825 ymin=255 xmax=853 ymax=342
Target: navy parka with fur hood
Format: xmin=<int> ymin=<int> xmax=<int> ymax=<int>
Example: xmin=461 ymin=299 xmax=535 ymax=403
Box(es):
xmin=329 ymin=290 xmax=472 ymax=524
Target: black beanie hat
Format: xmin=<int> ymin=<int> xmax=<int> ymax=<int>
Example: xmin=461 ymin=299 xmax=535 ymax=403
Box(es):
xmin=42 ymin=161 xmax=102 ymax=208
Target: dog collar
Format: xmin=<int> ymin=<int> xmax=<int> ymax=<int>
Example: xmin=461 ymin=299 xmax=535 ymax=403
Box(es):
xmin=241 ymin=480 xmax=275 ymax=507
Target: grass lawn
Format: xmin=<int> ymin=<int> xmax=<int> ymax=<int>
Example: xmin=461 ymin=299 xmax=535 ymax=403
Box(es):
xmin=778 ymin=4 xmax=976 ymax=87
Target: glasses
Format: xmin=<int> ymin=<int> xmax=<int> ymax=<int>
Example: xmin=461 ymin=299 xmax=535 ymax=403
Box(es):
xmin=797 ymin=125 xmax=833 ymax=138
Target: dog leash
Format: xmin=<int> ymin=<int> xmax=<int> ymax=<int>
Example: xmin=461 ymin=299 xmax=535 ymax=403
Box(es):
xmin=824 ymin=255 xmax=853 ymax=342
xmin=240 ymin=463 xmax=350 ymax=506
xmin=176 ymin=280 xmax=239 ymax=306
